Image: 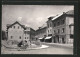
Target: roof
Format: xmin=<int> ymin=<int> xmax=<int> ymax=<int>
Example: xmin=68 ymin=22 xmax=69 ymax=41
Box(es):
xmin=7 ymin=21 xmax=26 ymax=29
xmin=36 ymin=22 xmax=47 ymax=31
xmin=36 ymin=27 xmax=47 ymax=32
xmin=52 ymin=13 xmax=63 ymax=21
xmin=41 ymin=23 xmax=47 ymax=28
xmin=48 ymin=16 xmax=55 ymax=20
xmin=66 ymin=10 xmax=74 ymax=15
xmin=51 ymin=10 xmax=74 ymax=21
xmin=30 ymin=28 xmax=35 ymax=31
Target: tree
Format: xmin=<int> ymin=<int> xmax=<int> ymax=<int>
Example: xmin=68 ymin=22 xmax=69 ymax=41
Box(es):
xmin=2 ymin=30 xmax=7 ymax=40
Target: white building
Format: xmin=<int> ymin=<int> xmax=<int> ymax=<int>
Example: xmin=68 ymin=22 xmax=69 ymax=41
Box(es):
xmin=6 ymin=21 xmax=30 ymax=45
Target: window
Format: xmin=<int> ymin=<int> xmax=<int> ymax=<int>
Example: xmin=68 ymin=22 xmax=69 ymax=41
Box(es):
xmin=14 ymin=26 xmax=15 ymax=29
xmin=54 ymin=23 xmax=56 ymax=27
xmin=19 ymin=36 xmax=21 ymax=39
xmin=48 ymin=24 xmax=49 ymax=28
xmin=25 ymin=37 xmax=26 ymax=39
xmin=63 ymin=20 xmax=65 ymax=24
xmin=70 ymin=34 xmax=74 ymax=39
xmin=57 ymin=21 xmax=60 ymax=26
xmin=58 ymin=29 xmax=60 ymax=33
xmin=18 ymin=26 xmax=19 ymax=29
xmin=48 ymin=30 xmax=49 ymax=33
xmin=62 ymin=28 xmax=65 ymax=33
xmin=50 ymin=23 xmax=52 ymax=27
xmin=54 ymin=30 xmax=56 ymax=34
xmin=11 ymin=36 xmax=13 ymax=39
xmin=61 ymin=19 xmax=65 ymax=24
xmin=27 ymin=37 xmax=28 ymax=39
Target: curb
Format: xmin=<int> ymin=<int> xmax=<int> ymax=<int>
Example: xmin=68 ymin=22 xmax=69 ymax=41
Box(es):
xmin=42 ymin=42 xmax=73 ymax=49
xmin=28 ymin=45 xmax=49 ymax=50
xmin=2 ymin=44 xmax=49 ymax=51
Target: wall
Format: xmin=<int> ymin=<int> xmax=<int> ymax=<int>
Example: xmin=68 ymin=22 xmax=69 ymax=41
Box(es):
xmin=24 ymin=31 xmax=30 ymax=45
xmin=36 ymin=27 xmax=47 ymax=39
xmin=52 ymin=16 xmax=66 ymax=43
xmin=65 ymin=16 xmax=74 ymax=43
xmin=30 ymin=28 xmax=35 ymax=41
xmin=47 ymin=20 xmax=53 ymax=36
xmin=8 ymin=24 xmax=24 ymax=42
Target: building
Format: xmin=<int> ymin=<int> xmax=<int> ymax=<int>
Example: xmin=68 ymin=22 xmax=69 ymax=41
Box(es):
xmin=46 ymin=17 xmax=54 ymax=42
xmin=47 ymin=10 xmax=74 ymax=44
xmin=6 ymin=21 xmax=35 ymax=45
xmin=69 ymin=23 xmax=74 ymax=44
xmin=2 ymin=30 xmax=7 ymax=40
xmin=47 ymin=17 xmax=54 ymax=36
xmin=35 ymin=23 xmax=47 ymax=42
xmin=30 ymin=28 xmax=36 ymax=41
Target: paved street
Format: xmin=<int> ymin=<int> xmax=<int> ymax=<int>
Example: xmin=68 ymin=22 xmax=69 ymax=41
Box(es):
xmin=1 ymin=42 xmax=73 ymax=54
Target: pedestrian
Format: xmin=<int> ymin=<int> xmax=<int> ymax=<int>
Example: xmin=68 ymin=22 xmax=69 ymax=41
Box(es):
xmin=17 ymin=41 xmax=23 ymax=51
xmin=25 ymin=41 xmax=29 ymax=48
xmin=17 ymin=41 xmax=23 ymax=47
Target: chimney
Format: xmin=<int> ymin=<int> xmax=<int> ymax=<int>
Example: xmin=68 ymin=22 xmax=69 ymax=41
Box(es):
xmin=63 ymin=12 xmax=65 ymax=14
xmin=48 ymin=17 xmax=53 ymax=20
xmin=39 ymin=27 xmax=41 ymax=29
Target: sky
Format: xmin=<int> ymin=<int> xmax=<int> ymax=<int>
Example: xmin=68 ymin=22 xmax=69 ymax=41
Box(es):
xmin=2 ymin=5 xmax=74 ymax=31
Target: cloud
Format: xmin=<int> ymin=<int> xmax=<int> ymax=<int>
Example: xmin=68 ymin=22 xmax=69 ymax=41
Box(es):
xmin=2 ymin=5 xmax=74 ymax=31
xmin=17 ymin=17 xmax=22 ymax=21
xmin=25 ymin=24 xmax=30 ymax=27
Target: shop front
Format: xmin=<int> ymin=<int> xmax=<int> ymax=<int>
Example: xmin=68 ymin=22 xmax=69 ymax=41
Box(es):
xmin=59 ymin=35 xmax=66 ymax=44
xmin=39 ymin=37 xmax=44 ymax=42
xmin=45 ymin=36 xmax=52 ymax=43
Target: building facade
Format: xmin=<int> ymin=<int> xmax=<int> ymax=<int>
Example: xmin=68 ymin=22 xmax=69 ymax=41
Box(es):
xmin=47 ymin=17 xmax=53 ymax=36
xmin=47 ymin=10 xmax=74 ymax=44
xmin=69 ymin=23 xmax=74 ymax=44
xmin=6 ymin=21 xmax=35 ymax=45
xmin=30 ymin=28 xmax=36 ymax=41
xmin=35 ymin=23 xmax=47 ymax=41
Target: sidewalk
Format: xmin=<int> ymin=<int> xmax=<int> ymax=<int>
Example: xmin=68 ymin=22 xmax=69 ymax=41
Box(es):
xmin=41 ymin=42 xmax=73 ymax=48
xmin=28 ymin=45 xmax=49 ymax=50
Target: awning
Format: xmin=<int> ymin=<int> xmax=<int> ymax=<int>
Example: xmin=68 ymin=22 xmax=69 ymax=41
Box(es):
xmin=45 ymin=36 xmax=52 ymax=39
xmin=39 ymin=38 xmax=43 ymax=39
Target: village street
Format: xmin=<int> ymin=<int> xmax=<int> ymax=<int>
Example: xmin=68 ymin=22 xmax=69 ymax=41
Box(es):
xmin=1 ymin=42 xmax=73 ymax=54
xmin=2 ymin=5 xmax=74 ymax=55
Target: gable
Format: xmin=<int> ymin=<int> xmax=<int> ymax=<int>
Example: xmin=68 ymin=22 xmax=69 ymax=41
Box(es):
xmin=7 ymin=21 xmax=25 ymax=29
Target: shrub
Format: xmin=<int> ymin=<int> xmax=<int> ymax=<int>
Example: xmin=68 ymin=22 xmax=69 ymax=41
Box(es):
xmin=2 ymin=30 xmax=7 ymax=40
